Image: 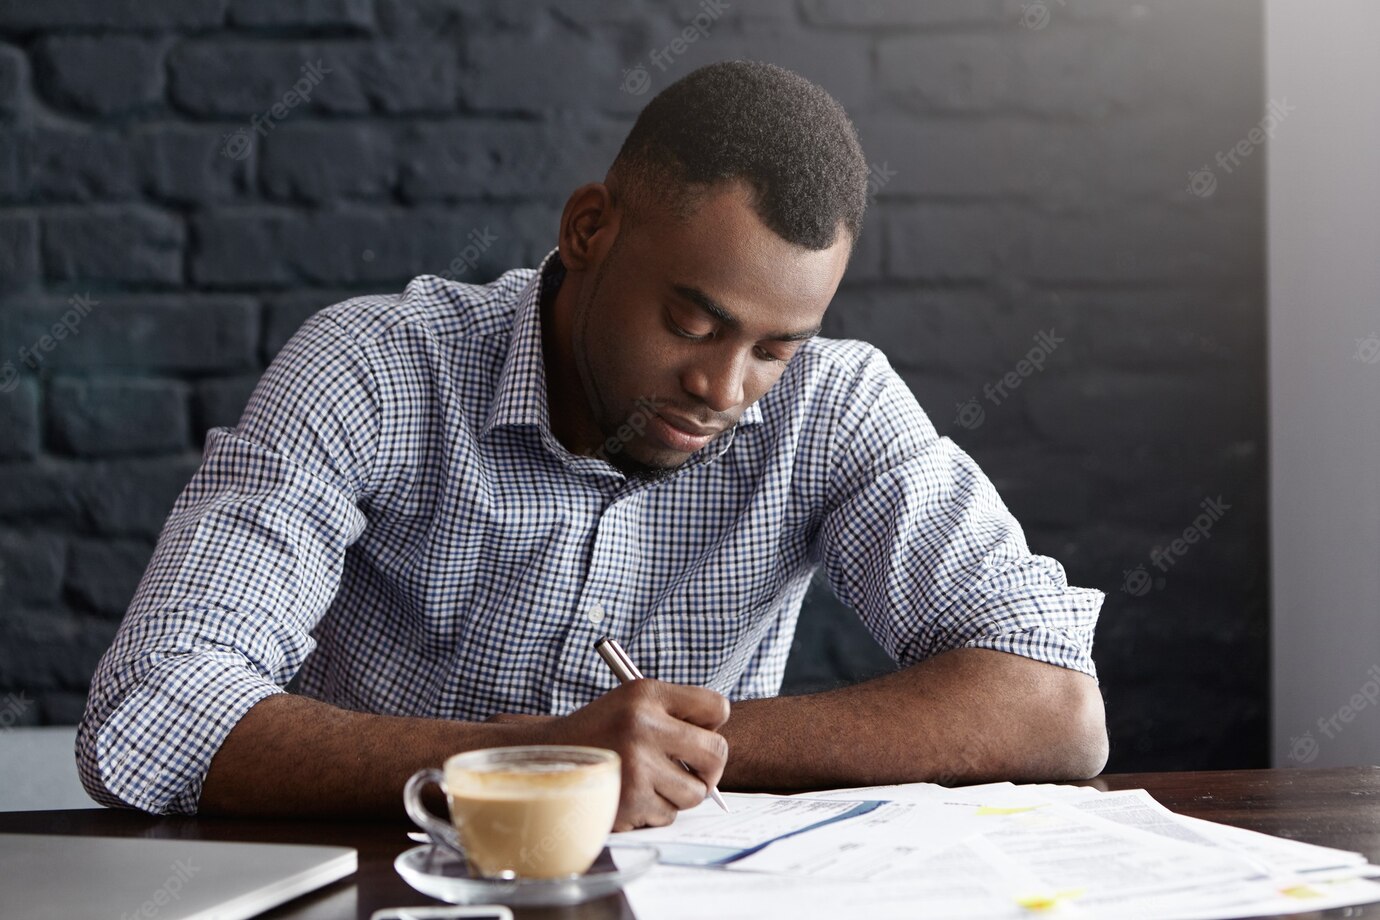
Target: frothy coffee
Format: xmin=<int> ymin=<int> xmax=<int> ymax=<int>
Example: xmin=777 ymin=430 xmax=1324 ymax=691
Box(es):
xmin=443 ymin=749 xmax=621 ymax=879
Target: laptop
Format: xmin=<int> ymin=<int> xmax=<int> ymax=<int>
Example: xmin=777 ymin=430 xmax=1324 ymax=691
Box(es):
xmin=0 ymin=833 xmax=356 ymax=920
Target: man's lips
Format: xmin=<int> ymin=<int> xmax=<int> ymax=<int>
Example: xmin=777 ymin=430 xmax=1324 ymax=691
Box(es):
xmin=649 ymin=411 xmax=724 ymax=453
xmin=658 ymin=411 xmax=720 ymax=437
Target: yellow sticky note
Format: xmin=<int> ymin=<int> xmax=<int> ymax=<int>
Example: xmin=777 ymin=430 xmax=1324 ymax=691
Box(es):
xmin=1015 ymin=888 xmax=1084 ymax=911
xmin=1281 ymin=884 xmax=1323 ymax=899
xmin=976 ymin=805 xmax=1042 ymax=816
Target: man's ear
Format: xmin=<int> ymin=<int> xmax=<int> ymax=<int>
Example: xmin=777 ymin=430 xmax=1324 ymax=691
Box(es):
xmin=557 ymin=182 xmax=620 ymax=273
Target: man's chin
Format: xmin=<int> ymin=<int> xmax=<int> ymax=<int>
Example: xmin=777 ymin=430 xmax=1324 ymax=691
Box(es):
xmin=602 ymin=440 xmax=689 ymax=480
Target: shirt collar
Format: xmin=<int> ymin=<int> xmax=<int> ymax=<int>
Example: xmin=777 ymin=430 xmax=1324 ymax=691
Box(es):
xmin=481 ymin=247 xmax=764 ymax=443
xmin=482 ymin=248 xmax=562 ymax=437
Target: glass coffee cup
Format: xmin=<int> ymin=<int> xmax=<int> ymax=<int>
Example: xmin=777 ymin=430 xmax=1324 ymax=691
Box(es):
xmin=404 ymin=746 xmax=621 ymax=880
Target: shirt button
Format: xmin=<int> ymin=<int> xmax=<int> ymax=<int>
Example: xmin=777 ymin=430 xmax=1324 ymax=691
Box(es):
xmin=587 ymin=605 xmax=606 ymax=624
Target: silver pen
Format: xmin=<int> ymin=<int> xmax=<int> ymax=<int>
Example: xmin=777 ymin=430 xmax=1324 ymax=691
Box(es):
xmin=593 ymin=636 xmax=730 ymax=812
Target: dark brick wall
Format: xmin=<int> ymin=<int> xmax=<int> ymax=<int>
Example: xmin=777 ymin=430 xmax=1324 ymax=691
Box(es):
xmin=0 ymin=0 xmax=1267 ymax=771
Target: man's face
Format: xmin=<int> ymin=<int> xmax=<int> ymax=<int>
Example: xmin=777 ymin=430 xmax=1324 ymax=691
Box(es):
xmin=566 ymin=181 xmax=852 ymax=477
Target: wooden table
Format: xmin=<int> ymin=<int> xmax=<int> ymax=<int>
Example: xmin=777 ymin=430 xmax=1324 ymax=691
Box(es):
xmin=2 ymin=767 xmax=1378 ymax=919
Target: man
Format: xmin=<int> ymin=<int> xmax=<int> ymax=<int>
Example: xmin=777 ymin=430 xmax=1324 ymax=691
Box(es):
xmin=78 ymin=61 xmax=1107 ymax=831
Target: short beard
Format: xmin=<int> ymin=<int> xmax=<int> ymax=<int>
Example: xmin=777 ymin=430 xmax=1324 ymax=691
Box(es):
xmin=604 ymin=450 xmax=678 ymax=483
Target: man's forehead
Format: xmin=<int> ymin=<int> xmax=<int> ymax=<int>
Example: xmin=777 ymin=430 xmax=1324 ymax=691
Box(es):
xmin=617 ymin=182 xmax=849 ymax=309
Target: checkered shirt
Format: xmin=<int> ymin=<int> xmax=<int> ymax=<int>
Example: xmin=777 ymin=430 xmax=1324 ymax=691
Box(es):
xmin=77 ymin=247 xmax=1103 ymax=814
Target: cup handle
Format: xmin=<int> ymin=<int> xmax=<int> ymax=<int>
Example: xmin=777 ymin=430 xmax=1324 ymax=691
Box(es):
xmin=403 ymin=767 xmax=466 ymax=857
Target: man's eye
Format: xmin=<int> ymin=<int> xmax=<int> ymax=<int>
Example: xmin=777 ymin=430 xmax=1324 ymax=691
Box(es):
xmin=669 ymin=319 xmax=711 ymax=340
xmin=754 ymin=346 xmax=786 ymax=363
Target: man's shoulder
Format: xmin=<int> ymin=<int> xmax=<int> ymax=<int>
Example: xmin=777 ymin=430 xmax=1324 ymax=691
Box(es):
xmin=312 ymin=267 xmax=538 ymax=347
xmin=795 ymin=334 xmax=887 ymax=373
xmin=773 ymin=334 xmax=896 ymax=404
xmin=751 ymin=334 xmax=915 ymax=437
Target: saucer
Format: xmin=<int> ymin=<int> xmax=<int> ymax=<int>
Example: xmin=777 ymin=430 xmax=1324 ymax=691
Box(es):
xmin=394 ymin=843 xmax=659 ymax=907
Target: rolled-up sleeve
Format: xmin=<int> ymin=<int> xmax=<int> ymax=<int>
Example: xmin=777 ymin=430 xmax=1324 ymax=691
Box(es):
xmin=77 ymin=312 xmax=378 ymax=814
xmin=817 ymin=349 xmax=1102 ymax=680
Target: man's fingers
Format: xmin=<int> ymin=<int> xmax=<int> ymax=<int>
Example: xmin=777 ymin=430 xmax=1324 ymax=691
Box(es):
xmin=558 ymin=680 xmax=728 ymax=829
xmin=647 ymin=680 xmax=731 ymax=730
xmin=614 ymin=796 xmax=678 ymax=832
xmin=615 ymin=753 xmax=695 ymax=829
xmin=657 ymin=758 xmax=711 ymax=811
xmin=612 ymin=680 xmax=729 ymax=789
xmin=665 ymin=727 xmax=728 ymax=790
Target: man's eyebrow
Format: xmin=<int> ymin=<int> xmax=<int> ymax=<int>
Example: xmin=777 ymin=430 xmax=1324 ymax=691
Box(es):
xmin=670 ymin=283 xmax=821 ymax=343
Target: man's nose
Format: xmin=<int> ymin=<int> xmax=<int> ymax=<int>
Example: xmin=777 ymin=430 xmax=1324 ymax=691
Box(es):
xmin=683 ymin=347 xmax=747 ymax=414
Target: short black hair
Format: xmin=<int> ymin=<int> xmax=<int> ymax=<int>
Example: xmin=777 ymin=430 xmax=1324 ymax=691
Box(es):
xmin=608 ymin=60 xmax=868 ymax=254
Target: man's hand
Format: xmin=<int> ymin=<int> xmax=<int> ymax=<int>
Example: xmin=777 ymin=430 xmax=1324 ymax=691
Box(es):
xmin=518 ymin=680 xmax=730 ymax=831
xmin=201 ymin=683 xmax=727 ymax=825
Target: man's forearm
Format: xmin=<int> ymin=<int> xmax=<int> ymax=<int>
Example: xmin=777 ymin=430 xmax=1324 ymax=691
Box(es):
xmin=199 ymin=649 xmax=1107 ymax=815
xmin=719 ymin=648 xmax=1108 ymax=790
xmin=199 ymin=682 xmax=732 ymax=829
xmin=199 ymin=694 xmax=526 ymax=818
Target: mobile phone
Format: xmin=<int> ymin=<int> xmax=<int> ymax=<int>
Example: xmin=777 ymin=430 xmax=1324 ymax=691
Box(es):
xmin=369 ymin=907 xmax=513 ymax=920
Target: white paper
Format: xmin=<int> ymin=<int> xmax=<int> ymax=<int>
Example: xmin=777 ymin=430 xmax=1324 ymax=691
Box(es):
xmin=727 ymin=799 xmax=993 ymax=877
xmin=616 ymin=781 xmax=1380 ymax=920
xmin=954 ymin=802 xmax=1264 ymax=900
xmin=609 ymin=792 xmax=879 ymax=865
xmin=624 ymin=865 xmax=1380 ymax=920
xmin=622 ymin=862 xmax=1032 ymax=920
